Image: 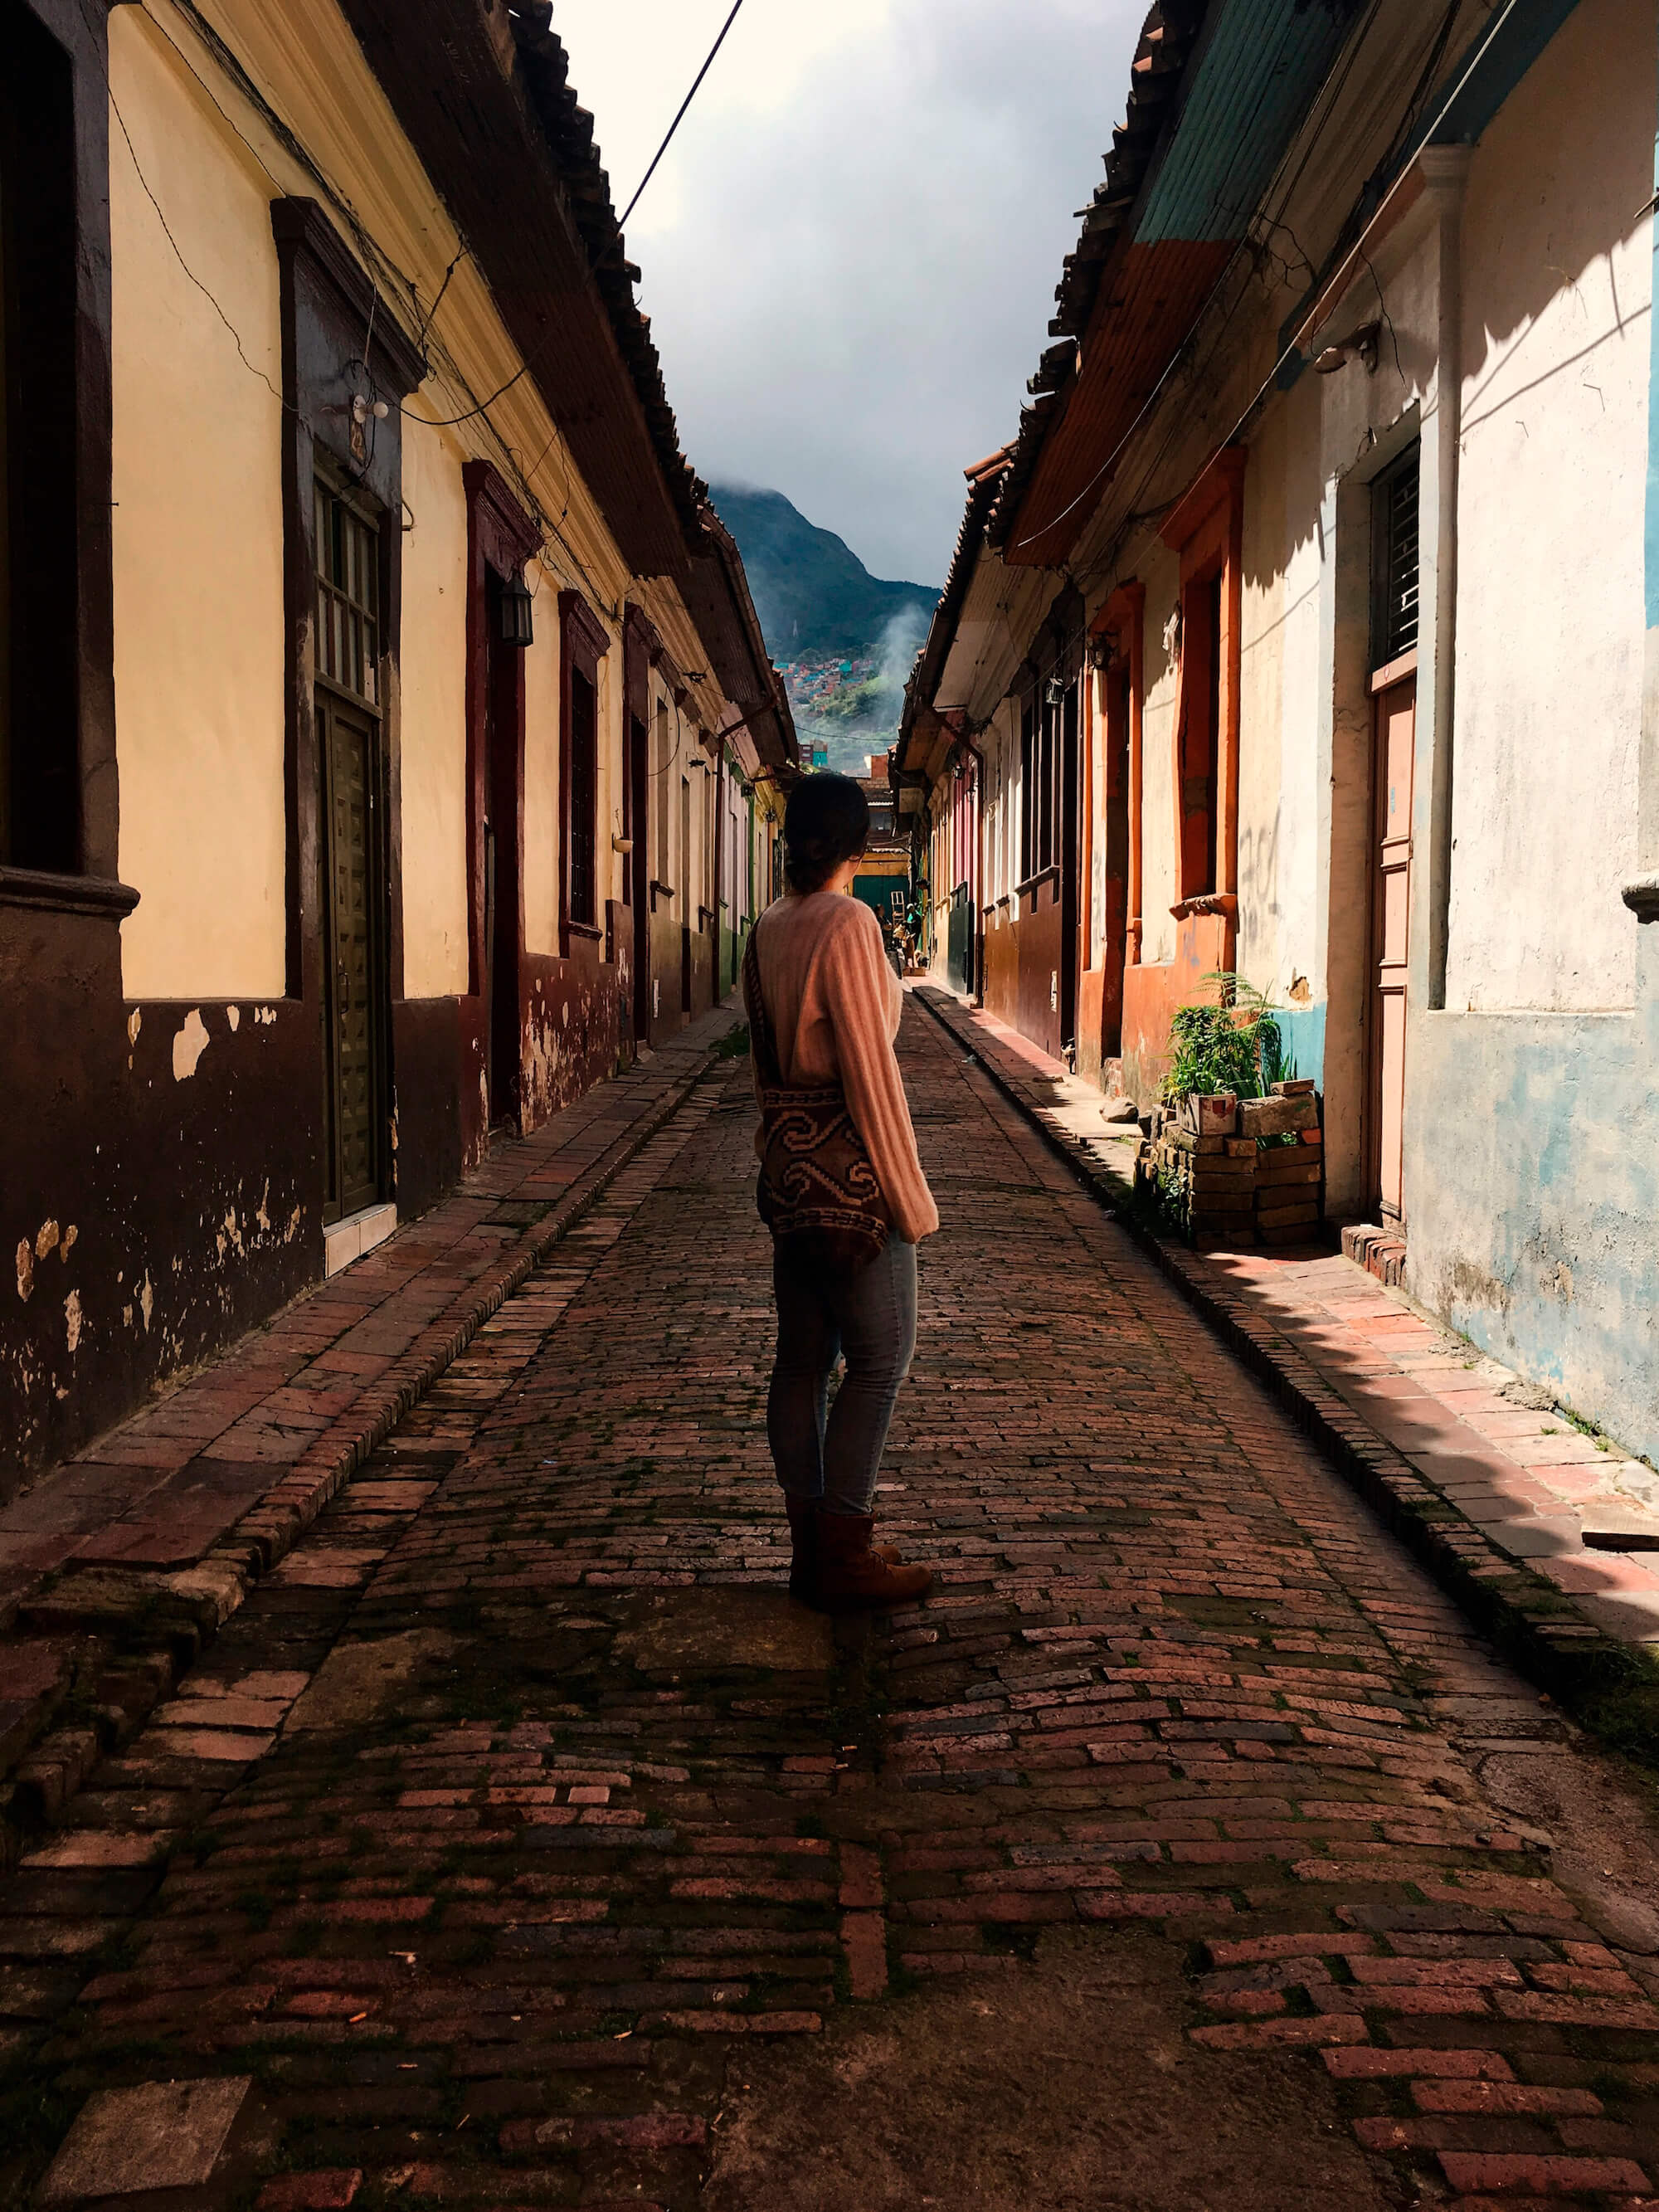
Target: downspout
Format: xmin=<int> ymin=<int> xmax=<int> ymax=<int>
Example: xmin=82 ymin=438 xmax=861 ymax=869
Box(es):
xmin=1421 ymin=146 xmax=1470 ymax=1007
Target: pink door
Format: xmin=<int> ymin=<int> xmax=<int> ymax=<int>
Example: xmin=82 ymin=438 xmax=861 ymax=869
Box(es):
xmin=1369 ymin=674 xmax=1415 ymax=1220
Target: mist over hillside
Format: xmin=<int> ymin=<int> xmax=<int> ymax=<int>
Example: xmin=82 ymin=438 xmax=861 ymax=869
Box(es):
xmin=712 ymin=485 xmax=940 ymax=773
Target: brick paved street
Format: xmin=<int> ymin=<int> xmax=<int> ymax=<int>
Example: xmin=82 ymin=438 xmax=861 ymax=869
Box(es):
xmin=4 ymin=1006 xmax=1659 ymax=2212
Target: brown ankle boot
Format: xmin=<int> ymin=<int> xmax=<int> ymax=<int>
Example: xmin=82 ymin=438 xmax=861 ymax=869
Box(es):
xmin=785 ymin=1496 xmax=901 ymax=1606
xmin=814 ymin=1508 xmax=932 ymax=1612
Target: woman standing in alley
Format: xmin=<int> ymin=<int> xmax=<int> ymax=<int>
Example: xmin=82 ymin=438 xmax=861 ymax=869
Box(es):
xmin=743 ymin=772 xmax=938 ymax=1611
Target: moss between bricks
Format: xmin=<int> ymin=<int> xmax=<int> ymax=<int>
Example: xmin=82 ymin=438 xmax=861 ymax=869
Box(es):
xmin=912 ymin=987 xmax=1659 ymax=1776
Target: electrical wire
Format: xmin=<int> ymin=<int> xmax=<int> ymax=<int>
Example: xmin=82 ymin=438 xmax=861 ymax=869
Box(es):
xmin=619 ymin=0 xmax=747 ymax=231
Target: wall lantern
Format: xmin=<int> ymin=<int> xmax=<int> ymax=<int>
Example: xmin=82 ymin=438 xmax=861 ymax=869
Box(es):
xmin=1044 ymin=670 xmax=1069 ymax=707
xmin=498 ymin=568 xmax=534 ymax=647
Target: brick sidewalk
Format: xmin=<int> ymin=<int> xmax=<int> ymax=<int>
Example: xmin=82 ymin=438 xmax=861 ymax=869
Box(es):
xmin=912 ymin=985 xmax=1659 ymax=1656
xmin=0 ymin=1010 xmax=738 ymax=1834
xmin=2 ymin=1005 xmax=1657 ymax=2210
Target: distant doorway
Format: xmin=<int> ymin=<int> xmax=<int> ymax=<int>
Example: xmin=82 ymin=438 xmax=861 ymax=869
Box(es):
xmin=482 ymin=574 xmax=522 ymax=1133
xmin=628 ymin=712 xmax=649 ymax=1040
xmin=1058 ymin=678 xmax=1081 ymax=1055
xmin=1365 ymin=442 xmax=1420 ymax=1223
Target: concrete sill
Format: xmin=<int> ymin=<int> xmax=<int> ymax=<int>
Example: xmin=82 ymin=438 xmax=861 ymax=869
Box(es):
xmin=1620 ymin=871 xmax=1659 ymax=923
xmin=324 ymin=1201 xmax=397 ymax=1278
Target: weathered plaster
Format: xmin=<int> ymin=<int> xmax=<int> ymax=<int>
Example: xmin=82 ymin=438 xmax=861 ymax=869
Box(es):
xmin=1444 ymin=0 xmax=1650 ymax=1015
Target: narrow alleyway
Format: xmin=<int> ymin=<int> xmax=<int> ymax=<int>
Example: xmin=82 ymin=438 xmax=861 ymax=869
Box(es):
xmin=4 ymin=1006 xmax=1658 ymax=2211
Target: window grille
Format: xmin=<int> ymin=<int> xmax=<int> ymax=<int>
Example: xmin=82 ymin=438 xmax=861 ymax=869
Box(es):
xmin=1371 ymin=444 xmax=1419 ymax=670
xmin=315 ymin=482 xmax=380 ymax=706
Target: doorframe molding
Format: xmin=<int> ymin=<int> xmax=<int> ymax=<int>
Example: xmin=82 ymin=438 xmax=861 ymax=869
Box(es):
xmin=461 ymin=460 xmax=540 ymax=1003
xmin=272 ymin=195 xmax=424 ymax=1221
xmin=557 ymin=589 xmax=612 ymax=956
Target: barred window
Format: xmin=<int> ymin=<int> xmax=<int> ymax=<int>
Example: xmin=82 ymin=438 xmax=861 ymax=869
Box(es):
xmin=315 ymin=481 xmax=380 ymax=707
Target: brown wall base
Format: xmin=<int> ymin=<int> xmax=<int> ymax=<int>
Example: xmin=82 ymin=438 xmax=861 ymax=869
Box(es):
xmin=2 ymin=907 xmax=320 ymax=1498
xmin=1121 ymin=912 xmax=1230 ymax=1105
xmin=979 ymin=895 xmax=1066 ymax=1065
xmin=3 ymin=899 xmax=641 ymax=1501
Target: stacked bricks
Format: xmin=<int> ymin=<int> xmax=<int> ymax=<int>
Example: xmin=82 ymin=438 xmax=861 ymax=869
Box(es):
xmin=1136 ymin=1082 xmax=1325 ymax=1252
xmin=1342 ymin=1220 xmax=1408 ymax=1286
xmin=1243 ymin=1079 xmax=1324 ymax=1246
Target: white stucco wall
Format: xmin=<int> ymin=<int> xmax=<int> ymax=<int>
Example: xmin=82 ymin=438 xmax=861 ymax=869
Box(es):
xmin=398 ymin=419 xmax=469 ymax=999
xmin=111 ymin=12 xmax=286 ymax=1000
xmin=1235 ymin=426 xmax=1289 ymax=996
xmin=1444 ymin=0 xmax=1650 ymax=1013
xmin=1138 ymin=539 xmax=1180 ymax=967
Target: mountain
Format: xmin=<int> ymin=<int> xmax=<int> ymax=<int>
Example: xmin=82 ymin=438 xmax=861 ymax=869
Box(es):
xmin=711 ymin=485 xmax=941 ymax=772
xmin=711 ymin=485 xmax=938 ymax=662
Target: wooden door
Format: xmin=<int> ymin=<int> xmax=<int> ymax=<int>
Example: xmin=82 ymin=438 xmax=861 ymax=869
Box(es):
xmin=1368 ymin=672 xmax=1415 ymax=1220
xmin=484 ymin=602 xmax=521 ymax=1131
xmin=1058 ymin=680 xmax=1081 ymax=1053
xmin=628 ymin=714 xmax=649 ymax=1039
xmin=319 ymin=694 xmax=387 ymax=1222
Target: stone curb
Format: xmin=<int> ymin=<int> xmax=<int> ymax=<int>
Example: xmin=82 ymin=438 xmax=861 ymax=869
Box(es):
xmin=1 ymin=1047 xmax=724 ymax=1863
xmin=912 ymin=987 xmax=1657 ymax=1738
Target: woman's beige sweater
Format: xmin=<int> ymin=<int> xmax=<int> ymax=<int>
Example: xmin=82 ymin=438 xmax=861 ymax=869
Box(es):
xmin=746 ymin=891 xmax=939 ymax=1245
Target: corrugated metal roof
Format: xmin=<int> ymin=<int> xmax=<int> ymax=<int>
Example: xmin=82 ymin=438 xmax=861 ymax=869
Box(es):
xmin=1137 ymin=0 xmax=1360 ymax=241
xmin=989 ymin=0 xmax=1367 ymax=568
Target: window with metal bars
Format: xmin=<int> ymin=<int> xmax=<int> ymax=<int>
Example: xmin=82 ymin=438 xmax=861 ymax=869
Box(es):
xmin=314 ymin=480 xmax=380 ymax=708
xmin=1370 ymin=443 xmax=1420 ymax=670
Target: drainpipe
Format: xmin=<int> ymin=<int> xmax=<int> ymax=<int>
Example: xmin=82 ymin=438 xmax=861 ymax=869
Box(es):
xmin=1421 ymin=146 xmax=1471 ymax=1008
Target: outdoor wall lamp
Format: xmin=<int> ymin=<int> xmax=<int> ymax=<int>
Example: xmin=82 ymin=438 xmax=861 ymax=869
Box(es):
xmin=498 ymin=568 xmax=534 ymax=647
xmin=1312 ymin=320 xmax=1380 ymax=376
xmin=1044 ymin=671 xmax=1069 ymax=706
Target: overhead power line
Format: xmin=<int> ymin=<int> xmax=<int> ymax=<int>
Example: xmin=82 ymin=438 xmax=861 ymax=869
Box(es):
xmin=619 ymin=0 xmax=746 ymax=230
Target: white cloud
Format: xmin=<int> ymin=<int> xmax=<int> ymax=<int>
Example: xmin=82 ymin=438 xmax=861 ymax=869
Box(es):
xmin=552 ymin=0 xmax=1143 ymax=584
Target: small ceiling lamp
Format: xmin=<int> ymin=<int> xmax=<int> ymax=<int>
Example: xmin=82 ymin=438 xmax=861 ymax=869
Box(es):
xmin=499 ymin=568 xmax=534 ymax=647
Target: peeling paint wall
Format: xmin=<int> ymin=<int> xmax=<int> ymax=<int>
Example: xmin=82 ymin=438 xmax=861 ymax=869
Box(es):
xmin=2 ymin=926 xmax=318 ymax=1498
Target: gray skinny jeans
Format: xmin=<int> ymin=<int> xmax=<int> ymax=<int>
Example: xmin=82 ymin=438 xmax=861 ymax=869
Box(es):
xmin=766 ymin=1237 xmax=917 ymax=1516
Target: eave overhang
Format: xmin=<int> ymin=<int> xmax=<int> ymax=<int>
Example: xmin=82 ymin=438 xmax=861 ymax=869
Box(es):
xmin=684 ymin=505 xmax=800 ymax=775
xmin=338 ymin=0 xmax=706 ymax=581
xmin=990 ymin=0 xmax=1367 ymax=569
xmin=894 ymin=448 xmax=1011 ymax=778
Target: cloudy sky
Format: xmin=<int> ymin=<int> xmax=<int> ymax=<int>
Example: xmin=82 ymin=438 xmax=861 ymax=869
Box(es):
xmin=552 ymin=0 xmax=1145 ymax=588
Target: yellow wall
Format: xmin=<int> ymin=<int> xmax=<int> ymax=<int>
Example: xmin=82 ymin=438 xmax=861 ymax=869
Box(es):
xmin=111 ymin=10 xmax=286 ymax=1000
xmin=399 ymin=416 xmax=469 ymax=997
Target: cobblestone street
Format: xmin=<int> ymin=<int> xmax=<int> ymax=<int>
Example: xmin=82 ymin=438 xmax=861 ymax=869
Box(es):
xmin=4 ymin=1004 xmax=1659 ymax=2212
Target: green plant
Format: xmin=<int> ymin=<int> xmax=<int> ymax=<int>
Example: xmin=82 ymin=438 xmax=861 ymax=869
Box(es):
xmin=1165 ymin=972 xmax=1285 ymax=1102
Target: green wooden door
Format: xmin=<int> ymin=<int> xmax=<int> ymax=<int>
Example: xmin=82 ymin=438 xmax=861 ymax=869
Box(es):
xmin=320 ymin=693 xmax=386 ymax=1221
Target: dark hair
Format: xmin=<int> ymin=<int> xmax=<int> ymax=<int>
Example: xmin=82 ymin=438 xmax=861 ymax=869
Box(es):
xmin=783 ymin=772 xmax=869 ymax=893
